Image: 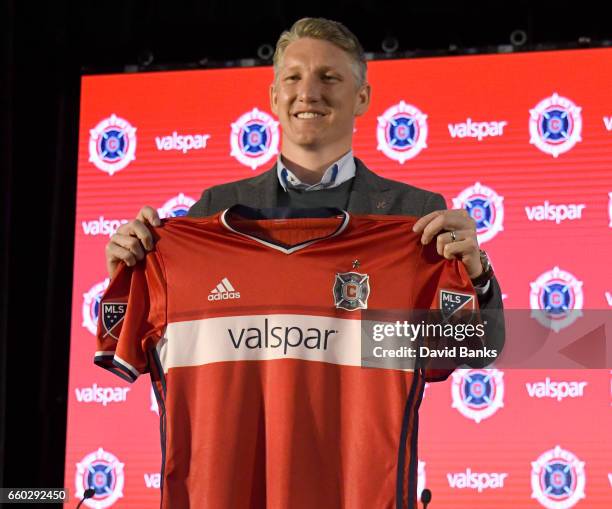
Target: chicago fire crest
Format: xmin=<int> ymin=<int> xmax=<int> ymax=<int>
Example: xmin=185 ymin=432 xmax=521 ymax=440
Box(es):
xmin=333 ymin=272 xmax=370 ymax=311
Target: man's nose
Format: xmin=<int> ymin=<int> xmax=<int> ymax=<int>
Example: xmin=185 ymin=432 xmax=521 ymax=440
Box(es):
xmin=296 ymin=75 xmax=322 ymax=102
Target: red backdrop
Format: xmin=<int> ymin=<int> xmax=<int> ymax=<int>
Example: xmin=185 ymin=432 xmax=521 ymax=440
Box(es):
xmin=66 ymin=48 xmax=612 ymax=508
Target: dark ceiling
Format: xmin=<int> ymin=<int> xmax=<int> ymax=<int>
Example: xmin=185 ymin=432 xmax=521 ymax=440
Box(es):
xmin=16 ymin=1 xmax=612 ymax=71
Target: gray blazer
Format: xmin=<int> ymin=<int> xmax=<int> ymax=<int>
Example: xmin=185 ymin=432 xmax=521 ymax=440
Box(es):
xmin=188 ymin=157 xmax=503 ymax=311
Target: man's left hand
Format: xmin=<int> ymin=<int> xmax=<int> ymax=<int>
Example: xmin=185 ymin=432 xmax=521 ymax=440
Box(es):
xmin=413 ymin=209 xmax=483 ymax=279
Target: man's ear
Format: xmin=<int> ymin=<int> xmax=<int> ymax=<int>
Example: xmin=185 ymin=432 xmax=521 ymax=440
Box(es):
xmin=269 ymin=82 xmax=278 ymax=116
xmin=354 ymin=83 xmax=371 ymax=117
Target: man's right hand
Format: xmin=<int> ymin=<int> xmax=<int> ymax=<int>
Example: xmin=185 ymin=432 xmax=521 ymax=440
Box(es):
xmin=105 ymin=206 xmax=161 ymax=278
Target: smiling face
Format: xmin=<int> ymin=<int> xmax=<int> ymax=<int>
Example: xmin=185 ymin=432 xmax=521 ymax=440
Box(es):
xmin=270 ymin=37 xmax=370 ymax=160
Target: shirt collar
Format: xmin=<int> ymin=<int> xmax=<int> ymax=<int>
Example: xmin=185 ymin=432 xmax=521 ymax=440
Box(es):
xmin=277 ymin=150 xmax=356 ymax=192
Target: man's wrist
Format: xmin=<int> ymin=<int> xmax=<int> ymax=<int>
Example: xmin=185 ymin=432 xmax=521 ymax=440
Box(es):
xmin=470 ymin=250 xmax=494 ymax=288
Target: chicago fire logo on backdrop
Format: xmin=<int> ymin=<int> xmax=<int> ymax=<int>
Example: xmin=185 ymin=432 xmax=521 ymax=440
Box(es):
xmin=75 ymin=448 xmax=125 ymax=508
xmin=158 ymin=193 xmax=196 ymax=218
xmin=230 ymin=108 xmax=279 ymax=170
xmin=531 ymin=445 xmax=586 ymax=509
xmin=452 ymin=182 xmax=504 ymax=244
xmin=529 ymin=93 xmax=582 ymax=158
xmin=333 ymin=272 xmax=370 ymax=311
xmin=451 ymin=369 xmax=504 ymax=423
xmin=89 ymin=114 xmax=137 ymax=175
xmin=530 ymin=267 xmax=583 ymax=332
xmin=376 ymin=101 xmax=428 ymax=163
xmin=82 ymin=278 xmax=110 ymax=335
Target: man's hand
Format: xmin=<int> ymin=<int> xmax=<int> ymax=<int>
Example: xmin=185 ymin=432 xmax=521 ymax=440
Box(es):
xmin=105 ymin=206 xmax=161 ymax=278
xmin=413 ymin=209 xmax=483 ymax=279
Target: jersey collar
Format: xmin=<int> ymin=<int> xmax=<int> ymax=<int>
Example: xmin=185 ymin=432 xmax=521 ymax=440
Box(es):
xmin=220 ymin=205 xmax=350 ymax=254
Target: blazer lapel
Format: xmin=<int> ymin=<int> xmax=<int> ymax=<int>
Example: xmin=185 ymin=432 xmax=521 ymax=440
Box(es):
xmin=348 ymin=158 xmax=397 ymax=215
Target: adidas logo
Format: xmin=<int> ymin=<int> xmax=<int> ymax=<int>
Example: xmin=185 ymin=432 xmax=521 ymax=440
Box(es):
xmin=208 ymin=277 xmax=241 ymax=301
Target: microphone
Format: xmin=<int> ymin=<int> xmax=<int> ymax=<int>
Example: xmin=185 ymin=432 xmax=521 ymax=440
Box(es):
xmin=76 ymin=488 xmax=95 ymax=508
xmin=421 ymin=488 xmax=432 ymax=509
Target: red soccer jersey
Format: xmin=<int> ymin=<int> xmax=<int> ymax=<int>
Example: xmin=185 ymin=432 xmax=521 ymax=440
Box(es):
xmin=95 ymin=206 xmax=478 ymax=509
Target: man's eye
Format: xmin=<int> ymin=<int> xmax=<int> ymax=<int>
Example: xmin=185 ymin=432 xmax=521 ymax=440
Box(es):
xmin=285 ymin=75 xmax=299 ymax=81
xmin=323 ymin=75 xmax=338 ymax=81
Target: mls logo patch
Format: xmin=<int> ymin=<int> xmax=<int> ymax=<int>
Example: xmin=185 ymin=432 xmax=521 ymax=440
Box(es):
xmin=440 ymin=290 xmax=475 ymax=319
xmin=333 ymin=272 xmax=370 ymax=311
xmin=101 ymin=302 xmax=126 ymax=340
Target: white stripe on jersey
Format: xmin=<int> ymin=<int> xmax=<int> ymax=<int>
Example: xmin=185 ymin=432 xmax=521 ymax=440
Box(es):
xmin=154 ymin=314 xmax=415 ymax=374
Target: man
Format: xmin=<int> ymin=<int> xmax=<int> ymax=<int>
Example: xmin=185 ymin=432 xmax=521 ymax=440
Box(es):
xmin=105 ymin=18 xmax=500 ymax=309
xmin=103 ymin=17 xmax=502 ymax=507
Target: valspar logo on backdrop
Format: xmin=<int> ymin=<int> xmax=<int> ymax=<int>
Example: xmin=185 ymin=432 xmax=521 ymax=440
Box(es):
xmin=155 ymin=131 xmax=210 ymax=154
xmin=451 ymin=369 xmax=504 ymax=423
xmin=448 ymin=118 xmax=508 ymax=141
xmin=75 ymin=448 xmax=124 ymax=508
xmin=452 ymin=182 xmax=504 ymax=244
xmin=530 ymin=267 xmax=583 ymax=332
xmin=75 ymin=384 xmax=130 ymax=406
xmin=525 ymin=201 xmax=586 ymax=224
xmin=144 ymin=473 xmax=161 ymax=489
xmin=376 ymin=101 xmax=428 ymax=164
xmin=531 ymin=445 xmax=585 ymax=509
xmin=82 ymin=278 xmax=110 ymax=335
xmin=526 ymin=378 xmax=587 ymax=402
xmin=529 ymin=93 xmax=582 ymax=158
xmin=158 ymin=193 xmax=196 ymax=218
xmin=230 ymin=108 xmax=279 ymax=170
xmin=447 ymin=468 xmax=508 ymax=493
xmin=603 ymin=116 xmax=612 ymax=131
xmin=82 ymin=217 xmax=128 ymax=236
xmin=89 ymin=114 xmax=137 ymax=175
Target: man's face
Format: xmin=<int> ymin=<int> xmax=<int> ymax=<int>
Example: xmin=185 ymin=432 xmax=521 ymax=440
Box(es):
xmin=270 ymin=37 xmax=370 ymax=153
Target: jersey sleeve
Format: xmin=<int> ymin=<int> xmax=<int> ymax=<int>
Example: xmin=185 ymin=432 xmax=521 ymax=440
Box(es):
xmin=414 ymin=243 xmax=480 ymax=382
xmin=94 ymin=251 xmax=167 ymax=383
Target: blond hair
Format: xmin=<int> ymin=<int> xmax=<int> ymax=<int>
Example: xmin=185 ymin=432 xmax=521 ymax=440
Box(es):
xmin=273 ymin=18 xmax=367 ymax=87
